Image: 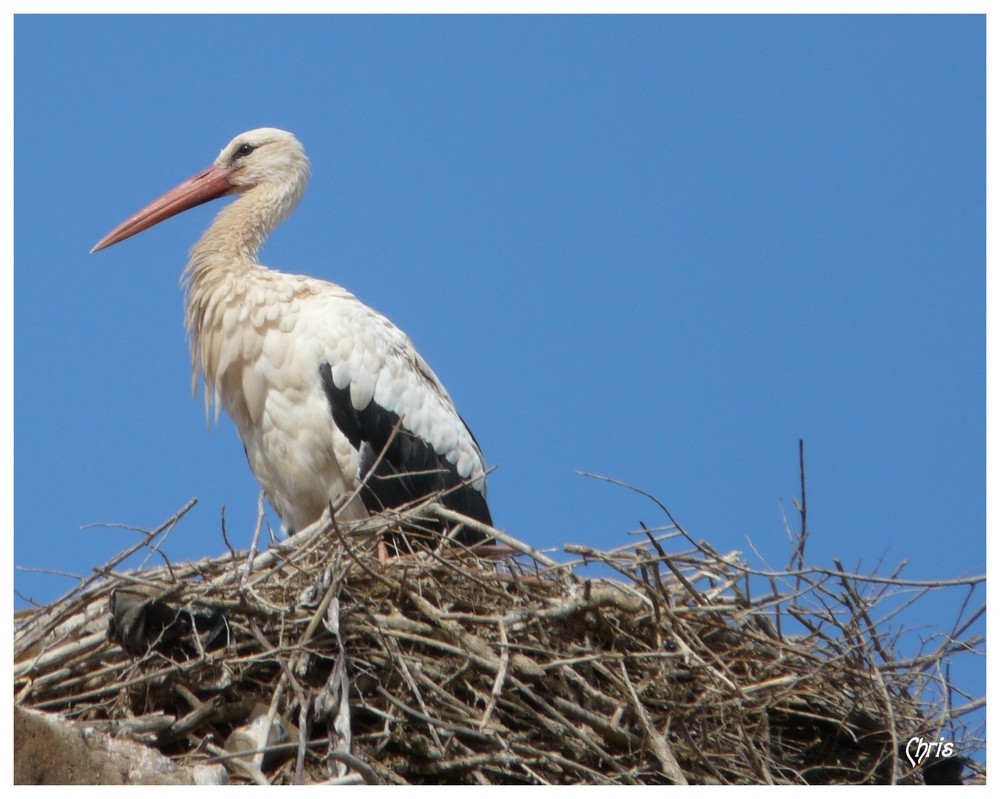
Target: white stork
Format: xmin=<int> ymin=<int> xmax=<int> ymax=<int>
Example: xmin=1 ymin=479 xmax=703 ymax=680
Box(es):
xmin=92 ymin=128 xmax=492 ymax=547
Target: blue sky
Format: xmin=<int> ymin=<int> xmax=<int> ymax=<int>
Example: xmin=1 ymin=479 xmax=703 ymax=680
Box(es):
xmin=13 ymin=13 xmax=984 ymax=744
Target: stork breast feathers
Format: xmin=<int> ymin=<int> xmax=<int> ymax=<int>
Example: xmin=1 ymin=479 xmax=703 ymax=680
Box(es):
xmin=192 ymin=272 xmax=486 ymax=488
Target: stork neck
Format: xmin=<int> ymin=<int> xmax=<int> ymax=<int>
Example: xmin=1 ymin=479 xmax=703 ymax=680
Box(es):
xmin=188 ymin=182 xmax=302 ymax=274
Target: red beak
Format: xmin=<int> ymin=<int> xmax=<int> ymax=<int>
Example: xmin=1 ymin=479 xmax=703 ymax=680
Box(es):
xmin=91 ymin=164 xmax=234 ymax=253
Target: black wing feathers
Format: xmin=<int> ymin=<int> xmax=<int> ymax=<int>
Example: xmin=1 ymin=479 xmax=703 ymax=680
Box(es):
xmin=319 ymin=364 xmax=491 ymax=545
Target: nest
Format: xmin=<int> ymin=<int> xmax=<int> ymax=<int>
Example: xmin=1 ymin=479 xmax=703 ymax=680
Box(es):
xmin=14 ymin=494 xmax=984 ymax=785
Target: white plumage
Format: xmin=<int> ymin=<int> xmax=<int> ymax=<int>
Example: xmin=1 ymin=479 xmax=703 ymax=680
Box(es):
xmin=93 ymin=128 xmax=491 ymax=543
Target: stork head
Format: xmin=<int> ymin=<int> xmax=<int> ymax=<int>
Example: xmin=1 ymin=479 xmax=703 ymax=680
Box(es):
xmin=215 ymin=128 xmax=310 ymax=194
xmin=91 ymin=128 xmax=311 ymax=253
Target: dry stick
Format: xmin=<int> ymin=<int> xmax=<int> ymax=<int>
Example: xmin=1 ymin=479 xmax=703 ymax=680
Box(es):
xmin=243 ymin=491 xmax=269 ymax=584
xmin=479 ymin=618 xmax=510 ymax=729
xmin=948 ymin=587 xmax=986 ymax=644
xmin=16 ymin=566 xmax=86 ymax=582
xmin=297 ymin=551 xmax=346 ymax=648
xmin=504 ymin=598 xmax=639 ymax=637
xmin=428 ymin=504 xmax=572 ymax=577
xmin=554 ymin=663 xmax=625 ymax=714
xmin=83 ymin=498 xmax=196 ymax=576
xmin=499 ymin=695 xmax=609 ymax=780
xmin=916 ymin=595 xmax=985 ymax=732
xmin=828 ymin=580 xmax=903 ymax=782
xmin=833 ymin=557 xmax=910 ymax=696
xmin=433 ymin=521 xmax=465 ymax=554
xmin=550 ymin=695 xmax=639 ymax=750
xmin=568 ymin=546 xmax=677 ymax=611
xmin=90 ymin=498 xmax=198 ymax=581
xmin=411 ymin=751 xmax=525 ymax=778
xmin=881 ymin=639 xmax=984 ymax=674
xmin=919 ymin=591 xmax=988 ymax=723
xmin=28 ymin=657 xmax=192 ymax=710
xmin=246 ymin=621 xmax=304 ymax=781
xmin=577 ymin=471 xmax=702 ymax=548
xmin=376 ymin=686 xmax=494 ymax=745
xmin=294 ymin=692 xmax=311 ymax=785
xmin=218 ymin=506 xmax=240 ymax=568
xmin=14 ymin=629 xmax=107 ymax=681
xmin=869 ymin=652 xmax=902 ymax=784
xmin=677 ymin=717 xmax=728 ymax=783
xmin=327 ymin=516 xmax=397 ymax=592
xmin=737 ymin=712 xmax=774 ymax=784
xmin=748 ymin=562 xmax=984 ymax=589
xmin=791 ymin=439 xmax=808 ymax=592
xmin=205 ymin=742 xmax=270 ymax=785
xmin=406 ymin=664 xmax=485 ymax=720
xmin=516 ymin=757 xmax=552 ymax=785
xmin=404 ymin=588 xmax=501 ymax=665
xmin=410 ymin=543 xmax=510 ymax=601
xmin=661 ymin=557 xmax=727 ymax=630
xmin=384 ymin=636 xmax=446 ymax=751
xmin=864 ymin=585 xmax=934 ymax=642
xmin=211 ymin=520 xmax=329 ymax=587
xmin=567 ymin=529 xmax=683 ymax=562
xmin=507 ymin=738 xmax=611 ymax=783
xmin=314 ymin=580 xmax=354 ymax=784
xmin=640 ymin=523 xmax=675 ymax=605
xmin=610 ymin=659 xmax=701 ymax=776
xmin=322 ymin=750 xmax=379 ymax=785
xmin=86 ymin=713 xmax=177 ymax=740
xmin=947 ymin=696 xmax=986 ymax=719
xmin=508 ymin=675 xmax=632 ymax=781
xmin=164 ymin=695 xmax=223 ymax=742
xmin=580 ymin=472 xmax=987 ymax=591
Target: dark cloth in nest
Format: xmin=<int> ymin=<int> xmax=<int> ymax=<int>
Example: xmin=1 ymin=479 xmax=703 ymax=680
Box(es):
xmin=921 ymin=756 xmax=968 ymax=786
xmin=108 ymin=590 xmax=229 ymax=657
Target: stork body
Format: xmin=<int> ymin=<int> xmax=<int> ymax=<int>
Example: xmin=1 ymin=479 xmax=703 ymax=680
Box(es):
xmin=93 ymin=129 xmax=491 ymax=542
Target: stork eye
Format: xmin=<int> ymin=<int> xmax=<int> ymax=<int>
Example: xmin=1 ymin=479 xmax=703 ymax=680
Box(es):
xmin=235 ymin=143 xmax=256 ymax=158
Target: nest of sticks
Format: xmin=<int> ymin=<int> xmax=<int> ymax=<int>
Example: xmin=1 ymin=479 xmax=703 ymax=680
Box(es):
xmin=14 ymin=492 xmax=984 ymax=785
